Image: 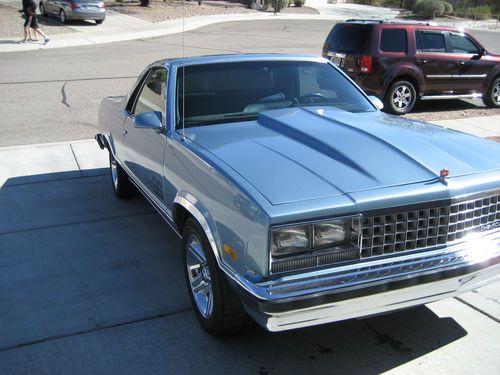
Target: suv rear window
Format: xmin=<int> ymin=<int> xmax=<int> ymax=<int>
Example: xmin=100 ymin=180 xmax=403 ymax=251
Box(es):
xmin=327 ymin=24 xmax=371 ymax=53
xmin=380 ymin=29 xmax=407 ymax=53
xmin=416 ymin=31 xmax=446 ymax=53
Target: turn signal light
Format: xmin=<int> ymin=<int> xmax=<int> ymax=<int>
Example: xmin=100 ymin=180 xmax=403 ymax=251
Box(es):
xmin=360 ymin=55 xmax=373 ymax=74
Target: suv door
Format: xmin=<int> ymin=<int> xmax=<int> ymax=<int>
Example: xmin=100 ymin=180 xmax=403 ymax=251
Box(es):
xmin=447 ymin=32 xmax=489 ymax=94
xmin=414 ymin=30 xmax=457 ymax=95
xmin=122 ymin=67 xmax=168 ymax=203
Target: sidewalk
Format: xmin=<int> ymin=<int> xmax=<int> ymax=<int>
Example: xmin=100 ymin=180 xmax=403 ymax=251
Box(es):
xmin=0 ymin=10 xmax=344 ymax=53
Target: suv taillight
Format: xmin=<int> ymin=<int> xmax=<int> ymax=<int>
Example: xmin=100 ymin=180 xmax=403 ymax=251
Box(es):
xmin=69 ymin=2 xmax=78 ymax=9
xmin=360 ymin=55 xmax=372 ymax=74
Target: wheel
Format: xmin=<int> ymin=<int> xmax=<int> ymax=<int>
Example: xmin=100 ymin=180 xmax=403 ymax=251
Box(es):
xmin=482 ymin=77 xmax=500 ymax=108
xmin=183 ymin=218 xmax=250 ymax=336
xmin=384 ymin=80 xmax=417 ymax=115
xmin=59 ymin=9 xmax=67 ymax=24
xmin=109 ymin=153 xmax=138 ymax=199
xmin=95 ymin=19 xmax=104 ymax=25
xmin=39 ymin=2 xmax=47 ymax=17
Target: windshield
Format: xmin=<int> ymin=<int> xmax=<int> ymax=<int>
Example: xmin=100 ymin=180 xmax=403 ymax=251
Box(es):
xmin=175 ymin=60 xmax=374 ymax=128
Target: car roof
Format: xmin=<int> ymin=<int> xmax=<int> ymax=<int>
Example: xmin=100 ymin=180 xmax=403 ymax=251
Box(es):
xmin=153 ymin=53 xmax=328 ymax=69
xmin=338 ymin=19 xmax=469 ymax=33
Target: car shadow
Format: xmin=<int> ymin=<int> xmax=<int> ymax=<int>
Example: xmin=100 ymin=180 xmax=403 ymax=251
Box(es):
xmin=411 ymin=98 xmax=481 ymax=113
xmin=0 ymin=168 xmax=469 ymax=373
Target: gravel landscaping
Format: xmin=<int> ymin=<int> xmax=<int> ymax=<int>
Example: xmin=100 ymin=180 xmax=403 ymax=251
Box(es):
xmin=106 ymin=0 xmax=317 ymax=23
xmin=0 ymin=4 xmax=75 ymax=39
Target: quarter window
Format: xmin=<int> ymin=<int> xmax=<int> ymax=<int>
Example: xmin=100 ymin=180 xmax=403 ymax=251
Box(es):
xmin=133 ymin=69 xmax=167 ymax=115
xmin=450 ymin=33 xmax=479 ymax=54
xmin=380 ymin=29 xmax=407 ymax=53
xmin=416 ymin=31 xmax=446 ymax=53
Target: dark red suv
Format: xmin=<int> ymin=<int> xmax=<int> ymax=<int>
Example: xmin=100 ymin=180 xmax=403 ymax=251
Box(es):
xmin=322 ymin=20 xmax=500 ymax=114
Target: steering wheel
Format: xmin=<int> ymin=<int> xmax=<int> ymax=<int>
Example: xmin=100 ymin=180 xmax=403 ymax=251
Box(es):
xmin=296 ymin=93 xmax=328 ymax=104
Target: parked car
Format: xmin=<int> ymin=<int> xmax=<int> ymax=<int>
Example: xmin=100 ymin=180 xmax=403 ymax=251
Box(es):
xmin=39 ymin=0 xmax=106 ymax=24
xmin=96 ymin=54 xmax=500 ymax=336
xmin=322 ymin=20 xmax=500 ymax=114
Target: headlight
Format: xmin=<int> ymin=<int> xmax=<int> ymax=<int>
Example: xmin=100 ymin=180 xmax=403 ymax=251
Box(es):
xmin=270 ymin=216 xmax=361 ymax=272
xmin=313 ymin=220 xmax=348 ymax=247
xmin=271 ymin=225 xmax=310 ymax=257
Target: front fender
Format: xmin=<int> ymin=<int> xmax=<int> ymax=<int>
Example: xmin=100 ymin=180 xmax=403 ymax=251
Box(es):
xmin=174 ymin=192 xmax=222 ymax=265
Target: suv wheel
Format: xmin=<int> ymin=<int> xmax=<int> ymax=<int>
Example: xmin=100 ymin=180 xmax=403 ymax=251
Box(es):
xmin=385 ymin=80 xmax=417 ymax=115
xmin=483 ymin=77 xmax=500 ymax=108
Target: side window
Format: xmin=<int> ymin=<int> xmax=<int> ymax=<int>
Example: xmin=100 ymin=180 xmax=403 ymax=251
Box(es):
xmin=450 ymin=33 xmax=479 ymax=54
xmin=380 ymin=29 xmax=407 ymax=53
xmin=416 ymin=31 xmax=446 ymax=53
xmin=133 ymin=69 xmax=167 ymax=116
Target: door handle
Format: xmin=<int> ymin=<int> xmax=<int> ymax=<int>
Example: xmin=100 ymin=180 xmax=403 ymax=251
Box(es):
xmin=457 ymin=61 xmax=465 ymax=65
xmin=123 ymin=129 xmax=128 ymax=136
xmin=416 ymin=59 xmax=427 ymax=65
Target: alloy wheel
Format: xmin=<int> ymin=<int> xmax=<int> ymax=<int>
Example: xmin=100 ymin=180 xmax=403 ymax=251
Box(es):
xmin=186 ymin=233 xmax=214 ymax=318
xmin=392 ymin=84 xmax=412 ymax=110
xmin=493 ymin=81 xmax=500 ymax=105
xmin=110 ymin=157 xmax=118 ymax=190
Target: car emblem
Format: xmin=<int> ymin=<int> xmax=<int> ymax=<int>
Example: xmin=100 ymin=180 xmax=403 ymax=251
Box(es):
xmin=439 ymin=168 xmax=449 ymax=185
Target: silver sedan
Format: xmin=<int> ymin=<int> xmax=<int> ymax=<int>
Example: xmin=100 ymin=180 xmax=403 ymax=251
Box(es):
xmin=39 ymin=0 xmax=106 ymax=25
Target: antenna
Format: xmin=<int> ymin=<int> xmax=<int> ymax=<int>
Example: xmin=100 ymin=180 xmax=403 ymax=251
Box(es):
xmin=180 ymin=2 xmax=186 ymax=141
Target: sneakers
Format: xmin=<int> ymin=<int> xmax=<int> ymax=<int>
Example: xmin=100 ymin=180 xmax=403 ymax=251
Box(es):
xmin=44 ymin=38 xmax=50 ymax=44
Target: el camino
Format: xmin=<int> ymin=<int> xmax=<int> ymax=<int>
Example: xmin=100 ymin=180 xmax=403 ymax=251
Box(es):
xmin=96 ymin=54 xmax=500 ymax=336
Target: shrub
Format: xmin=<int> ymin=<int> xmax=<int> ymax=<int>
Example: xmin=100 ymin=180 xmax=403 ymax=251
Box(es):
xmin=442 ymin=1 xmax=453 ymax=14
xmin=294 ymin=0 xmax=305 ymax=6
xmin=402 ymin=0 xmax=417 ymax=10
xmin=414 ymin=0 xmax=445 ymax=18
xmin=265 ymin=0 xmax=288 ymax=11
xmin=240 ymin=0 xmax=253 ymax=8
xmin=381 ymin=0 xmax=400 ymax=7
xmin=470 ymin=5 xmax=491 ymax=20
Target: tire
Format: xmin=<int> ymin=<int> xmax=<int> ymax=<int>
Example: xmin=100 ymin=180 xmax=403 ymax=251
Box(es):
xmin=482 ymin=77 xmax=500 ymax=108
xmin=39 ymin=2 xmax=47 ymax=17
xmin=95 ymin=19 xmax=104 ymax=25
xmin=182 ymin=218 xmax=250 ymax=336
xmin=109 ymin=153 xmax=138 ymax=199
xmin=59 ymin=9 xmax=67 ymax=24
xmin=384 ymin=80 xmax=417 ymax=115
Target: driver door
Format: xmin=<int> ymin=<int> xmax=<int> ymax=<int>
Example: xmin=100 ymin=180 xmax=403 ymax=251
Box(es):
xmin=122 ymin=67 xmax=168 ymax=203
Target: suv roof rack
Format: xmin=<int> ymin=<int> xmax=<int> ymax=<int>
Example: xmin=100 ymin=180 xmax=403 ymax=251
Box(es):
xmin=344 ymin=19 xmax=437 ymax=26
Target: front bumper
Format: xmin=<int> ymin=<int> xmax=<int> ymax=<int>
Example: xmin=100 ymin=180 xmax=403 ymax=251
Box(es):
xmin=233 ymin=229 xmax=500 ymax=332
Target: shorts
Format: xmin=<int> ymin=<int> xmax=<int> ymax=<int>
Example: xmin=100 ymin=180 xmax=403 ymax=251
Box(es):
xmin=23 ymin=14 xmax=38 ymax=29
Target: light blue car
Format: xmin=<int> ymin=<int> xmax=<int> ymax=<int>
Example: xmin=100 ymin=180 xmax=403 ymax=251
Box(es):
xmin=96 ymin=54 xmax=500 ymax=336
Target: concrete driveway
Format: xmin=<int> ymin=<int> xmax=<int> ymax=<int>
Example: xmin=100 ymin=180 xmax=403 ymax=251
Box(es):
xmin=0 ymin=138 xmax=499 ymax=374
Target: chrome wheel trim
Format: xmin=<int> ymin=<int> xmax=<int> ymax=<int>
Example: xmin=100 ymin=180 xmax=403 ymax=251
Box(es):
xmin=60 ymin=10 xmax=66 ymax=23
xmin=392 ymin=85 xmax=412 ymax=110
xmin=186 ymin=233 xmax=214 ymax=318
xmin=110 ymin=157 xmax=118 ymax=190
xmin=493 ymin=81 xmax=500 ymax=105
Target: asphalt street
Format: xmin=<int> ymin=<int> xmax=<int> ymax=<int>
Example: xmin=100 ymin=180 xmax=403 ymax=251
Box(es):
xmin=0 ymin=20 xmax=499 ymax=147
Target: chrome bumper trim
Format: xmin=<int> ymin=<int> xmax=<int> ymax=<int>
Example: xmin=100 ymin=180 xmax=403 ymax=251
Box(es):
xmin=234 ymin=229 xmax=500 ymax=331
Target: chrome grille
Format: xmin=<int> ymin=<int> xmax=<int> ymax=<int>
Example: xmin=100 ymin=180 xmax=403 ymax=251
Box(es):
xmin=361 ymin=192 xmax=500 ymax=259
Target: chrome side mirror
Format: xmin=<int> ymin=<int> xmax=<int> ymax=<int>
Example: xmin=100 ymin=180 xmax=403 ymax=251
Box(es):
xmin=368 ymin=95 xmax=384 ymax=111
xmin=134 ymin=111 xmax=162 ymax=129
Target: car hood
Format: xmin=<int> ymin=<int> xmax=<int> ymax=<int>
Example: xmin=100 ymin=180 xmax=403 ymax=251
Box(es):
xmin=185 ymin=107 xmax=500 ymax=205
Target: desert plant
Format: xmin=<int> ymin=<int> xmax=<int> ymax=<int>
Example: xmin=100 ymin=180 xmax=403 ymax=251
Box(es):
xmin=240 ymin=0 xmax=253 ymax=8
xmin=294 ymin=0 xmax=305 ymax=6
xmin=470 ymin=5 xmax=492 ymax=20
xmin=414 ymin=0 xmax=445 ymax=18
xmin=442 ymin=1 xmax=453 ymax=14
